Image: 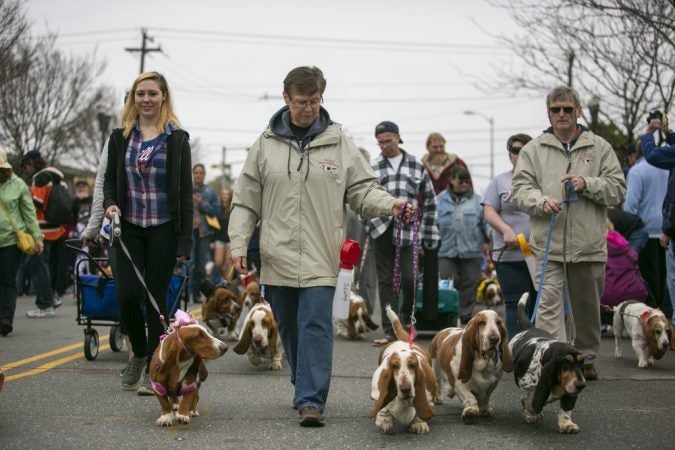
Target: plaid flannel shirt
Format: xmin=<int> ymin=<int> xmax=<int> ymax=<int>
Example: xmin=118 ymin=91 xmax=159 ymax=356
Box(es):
xmin=367 ymin=150 xmax=439 ymax=247
xmin=124 ymin=122 xmax=174 ymax=228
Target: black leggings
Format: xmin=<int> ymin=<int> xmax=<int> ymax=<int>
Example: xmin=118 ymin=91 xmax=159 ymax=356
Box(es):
xmin=114 ymin=220 xmax=178 ymax=364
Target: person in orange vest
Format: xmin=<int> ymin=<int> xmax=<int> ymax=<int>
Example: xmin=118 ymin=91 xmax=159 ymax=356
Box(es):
xmin=20 ymin=150 xmax=68 ymax=318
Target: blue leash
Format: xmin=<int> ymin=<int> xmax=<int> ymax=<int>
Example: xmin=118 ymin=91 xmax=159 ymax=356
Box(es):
xmin=530 ymin=182 xmax=578 ymax=324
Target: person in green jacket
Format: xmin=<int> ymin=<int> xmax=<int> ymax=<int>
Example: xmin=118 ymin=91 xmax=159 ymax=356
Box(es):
xmin=229 ymin=66 xmax=411 ymax=427
xmin=0 ymin=146 xmax=44 ymax=336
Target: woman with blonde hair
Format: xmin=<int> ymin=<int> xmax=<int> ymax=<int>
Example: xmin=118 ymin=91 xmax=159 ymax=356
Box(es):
xmin=103 ymin=71 xmax=193 ymax=394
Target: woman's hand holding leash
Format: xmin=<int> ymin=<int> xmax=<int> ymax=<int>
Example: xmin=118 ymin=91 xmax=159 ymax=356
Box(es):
xmin=105 ymin=205 xmax=121 ymax=219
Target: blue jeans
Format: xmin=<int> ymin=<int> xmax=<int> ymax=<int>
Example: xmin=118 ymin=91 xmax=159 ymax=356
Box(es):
xmin=28 ymin=242 xmax=55 ymax=309
xmin=267 ymin=286 xmax=334 ymax=414
xmin=495 ymin=260 xmax=537 ymax=338
xmin=190 ymin=230 xmax=213 ymax=301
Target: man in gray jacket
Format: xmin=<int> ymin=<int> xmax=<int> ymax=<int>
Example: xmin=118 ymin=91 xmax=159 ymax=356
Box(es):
xmin=229 ymin=66 xmax=411 ymax=427
xmin=512 ymin=86 xmax=625 ymax=381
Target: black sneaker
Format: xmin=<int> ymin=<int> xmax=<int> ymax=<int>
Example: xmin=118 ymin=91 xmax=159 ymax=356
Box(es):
xmin=121 ymin=356 xmax=145 ymax=390
xmin=0 ymin=323 xmax=12 ymax=337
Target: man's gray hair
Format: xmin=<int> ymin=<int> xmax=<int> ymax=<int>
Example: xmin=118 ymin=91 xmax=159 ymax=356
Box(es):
xmin=546 ymin=86 xmax=582 ymax=110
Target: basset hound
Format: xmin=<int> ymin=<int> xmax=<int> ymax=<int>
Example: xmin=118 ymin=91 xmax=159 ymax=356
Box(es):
xmin=201 ymin=282 xmax=243 ymax=341
xmin=233 ymin=303 xmax=283 ymax=370
xmin=334 ymin=293 xmax=379 ymax=340
xmin=613 ymin=300 xmax=675 ymax=368
xmin=242 ymin=280 xmax=261 ymax=309
xmin=428 ymin=309 xmax=512 ymax=420
xmin=509 ymin=294 xmax=586 ymax=433
xmin=149 ymin=311 xmax=228 ymax=427
xmin=369 ymin=305 xmax=437 ymax=434
xmin=476 ymin=278 xmax=503 ymax=307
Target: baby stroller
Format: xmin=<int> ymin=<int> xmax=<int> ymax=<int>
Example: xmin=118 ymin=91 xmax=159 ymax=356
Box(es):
xmin=65 ymin=239 xmax=189 ymax=360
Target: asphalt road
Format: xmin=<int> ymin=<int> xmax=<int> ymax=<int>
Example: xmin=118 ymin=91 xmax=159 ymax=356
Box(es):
xmin=1 ymin=294 xmax=674 ymax=449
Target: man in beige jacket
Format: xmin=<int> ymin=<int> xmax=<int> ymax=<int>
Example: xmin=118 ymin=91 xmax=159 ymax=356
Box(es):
xmin=229 ymin=66 xmax=411 ymax=427
xmin=512 ymin=86 xmax=626 ymax=381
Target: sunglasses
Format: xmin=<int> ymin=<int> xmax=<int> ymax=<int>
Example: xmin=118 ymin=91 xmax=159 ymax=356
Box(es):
xmin=509 ymin=146 xmax=523 ymax=154
xmin=550 ymin=106 xmax=575 ymax=114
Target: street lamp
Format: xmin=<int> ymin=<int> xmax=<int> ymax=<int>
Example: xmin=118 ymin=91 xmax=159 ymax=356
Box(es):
xmin=464 ymin=110 xmax=495 ymax=179
xmin=97 ymin=112 xmax=112 ymax=152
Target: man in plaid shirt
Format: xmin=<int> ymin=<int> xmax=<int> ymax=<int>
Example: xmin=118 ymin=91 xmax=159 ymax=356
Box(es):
xmin=369 ymin=121 xmax=439 ymax=345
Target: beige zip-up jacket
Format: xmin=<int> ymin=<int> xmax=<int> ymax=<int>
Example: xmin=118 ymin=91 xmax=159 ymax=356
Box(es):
xmin=229 ymin=117 xmax=397 ymax=288
xmin=512 ymin=129 xmax=626 ymax=263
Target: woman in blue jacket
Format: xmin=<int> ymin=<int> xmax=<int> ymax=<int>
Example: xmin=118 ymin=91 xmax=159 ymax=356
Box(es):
xmin=437 ymin=166 xmax=489 ymax=324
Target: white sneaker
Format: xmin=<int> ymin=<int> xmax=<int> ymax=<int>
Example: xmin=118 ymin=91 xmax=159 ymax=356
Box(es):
xmin=26 ymin=307 xmax=56 ymax=318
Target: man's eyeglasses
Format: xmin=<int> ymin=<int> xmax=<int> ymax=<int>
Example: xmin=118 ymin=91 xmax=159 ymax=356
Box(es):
xmin=509 ymin=146 xmax=523 ymax=154
xmin=290 ymin=97 xmax=323 ymax=110
xmin=455 ymin=179 xmax=471 ymax=185
xmin=550 ymin=106 xmax=575 ymax=114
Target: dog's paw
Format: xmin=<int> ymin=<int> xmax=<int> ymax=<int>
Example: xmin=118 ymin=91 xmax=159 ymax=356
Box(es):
xmin=269 ymin=361 xmax=282 ymax=370
xmin=190 ymin=409 xmax=200 ymax=417
xmin=409 ymin=421 xmax=430 ymax=434
xmin=559 ymin=421 xmax=580 ymax=434
xmin=461 ymin=405 xmax=480 ymax=420
xmin=524 ymin=410 xmax=543 ymax=424
xmin=648 ymin=357 xmax=655 ymax=366
xmin=249 ymin=356 xmax=262 ymax=366
xmin=155 ymin=413 xmax=174 ymax=427
xmin=638 ymin=358 xmax=648 ymax=368
xmin=376 ymin=421 xmax=393 ymax=434
xmin=480 ymin=406 xmax=494 ymax=417
xmin=614 ymin=349 xmax=622 ymax=359
xmin=175 ymin=413 xmax=191 ymax=425
xmin=376 ymin=413 xmax=393 ymax=433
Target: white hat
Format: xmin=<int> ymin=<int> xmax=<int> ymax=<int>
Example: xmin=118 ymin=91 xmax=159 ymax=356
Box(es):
xmin=0 ymin=147 xmax=11 ymax=170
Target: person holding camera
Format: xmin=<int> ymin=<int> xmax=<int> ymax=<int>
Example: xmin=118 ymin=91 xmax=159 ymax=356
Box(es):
xmin=512 ymin=85 xmax=626 ymax=381
xmin=103 ymin=71 xmax=193 ymax=394
xmin=640 ymin=110 xmax=675 ymax=321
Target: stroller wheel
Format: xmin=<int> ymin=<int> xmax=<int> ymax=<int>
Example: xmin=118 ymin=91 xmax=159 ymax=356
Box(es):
xmin=84 ymin=329 xmax=99 ymax=361
xmin=109 ymin=325 xmax=124 ymax=352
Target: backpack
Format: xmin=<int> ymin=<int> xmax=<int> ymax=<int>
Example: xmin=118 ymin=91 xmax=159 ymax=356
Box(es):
xmin=44 ymin=181 xmax=74 ymax=225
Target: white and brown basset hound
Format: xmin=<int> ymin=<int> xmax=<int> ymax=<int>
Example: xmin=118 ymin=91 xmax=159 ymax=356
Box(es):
xmin=510 ymin=294 xmax=586 ymax=433
xmin=369 ymin=305 xmax=437 ymax=434
xmin=428 ymin=309 xmax=513 ymax=420
xmin=149 ymin=311 xmax=228 ymax=427
xmin=201 ymin=284 xmax=243 ymax=341
xmin=233 ymin=303 xmax=283 ymax=370
xmin=613 ymin=300 xmax=675 ymax=368
xmin=334 ymin=293 xmax=379 ymax=340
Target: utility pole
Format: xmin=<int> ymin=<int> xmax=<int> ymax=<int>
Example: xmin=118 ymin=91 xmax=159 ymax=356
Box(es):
xmin=125 ymin=28 xmax=162 ymax=74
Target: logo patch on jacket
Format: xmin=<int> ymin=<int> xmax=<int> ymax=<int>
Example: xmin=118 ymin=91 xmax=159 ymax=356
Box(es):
xmin=582 ymin=153 xmax=594 ymax=164
xmin=319 ymin=159 xmax=339 ymax=175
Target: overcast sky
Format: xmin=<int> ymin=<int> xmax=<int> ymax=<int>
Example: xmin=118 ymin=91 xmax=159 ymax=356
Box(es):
xmin=25 ymin=0 xmax=552 ymax=192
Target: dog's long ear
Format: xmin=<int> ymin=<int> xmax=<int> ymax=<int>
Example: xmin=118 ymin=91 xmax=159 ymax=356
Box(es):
xmin=643 ymin=318 xmax=661 ymax=357
xmin=269 ymin=314 xmax=279 ymax=356
xmin=197 ymin=358 xmax=208 ymax=383
xmin=369 ymin=366 xmax=396 ymax=418
xmin=233 ymin=320 xmax=253 ymax=354
xmin=532 ymin=357 xmax=558 ymax=414
xmin=499 ymin=320 xmax=514 ymax=373
xmin=458 ymin=321 xmax=476 ymax=383
xmin=413 ymin=361 xmax=435 ymax=420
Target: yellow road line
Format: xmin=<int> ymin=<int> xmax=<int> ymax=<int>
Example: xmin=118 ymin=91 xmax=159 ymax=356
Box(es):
xmin=1 ymin=335 xmax=110 ymax=371
xmin=1 ymin=308 xmax=203 ymax=378
xmin=5 ymin=344 xmax=111 ymax=382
